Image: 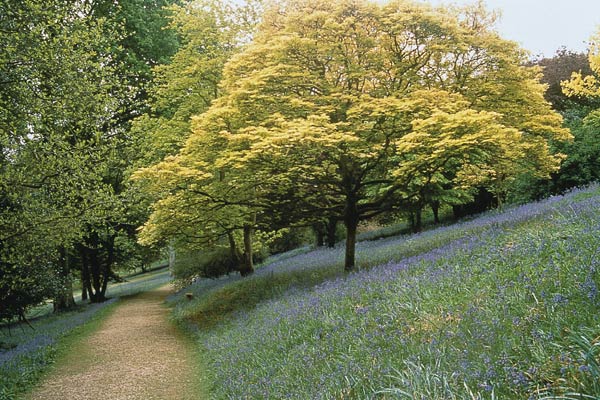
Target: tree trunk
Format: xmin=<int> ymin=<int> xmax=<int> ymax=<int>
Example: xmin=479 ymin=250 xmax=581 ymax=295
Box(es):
xmin=168 ymin=241 xmax=176 ymax=270
xmin=239 ymin=225 xmax=254 ymax=277
xmin=89 ymin=249 xmax=104 ymax=302
xmin=313 ymin=223 xmax=325 ymax=247
xmin=54 ymin=247 xmax=76 ymax=312
xmin=99 ymin=235 xmax=116 ymax=301
xmin=228 ymin=231 xmax=242 ymax=263
xmin=344 ymin=196 xmax=359 ymax=272
xmin=431 ymin=201 xmax=440 ymax=224
xmin=344 ymin=218 xmax=359 ymax=272
xmin=326 ymin=217 xmax=337 ymax=248
xmin=413 ymin=208 xmax=422 ymax=233
xmin=496 ymin=192 xmax=504 ymax=210
xmin=85 ymin=232 xmax=107 ymax=303
xmin=408 ymin=212 xmax=416 ymax=232
xmin=452 ymin=204 xmax=462 ymax=220
xmin=79 ymin=244 xmax=92 ymax=302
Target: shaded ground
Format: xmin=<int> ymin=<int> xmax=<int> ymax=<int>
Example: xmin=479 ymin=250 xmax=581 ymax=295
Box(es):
xmin=26 ymin=286 xmax=202 ymax=400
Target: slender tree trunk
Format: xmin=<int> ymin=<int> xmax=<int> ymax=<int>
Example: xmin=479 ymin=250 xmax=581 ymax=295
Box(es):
xmin=313 ymin=223 xmax=325 ymax=247
xmin=228 ymin=231 xmax=242 ymax=263
xmin=344 ymin=196 xmax=359 ymax=272
xmin=414 ymin=208 xmax=422 ymax=233
xmin=344 ymin=218 xmax=359 ymax=272
xmin=408 ymin=212 xmax=416 ymax=232
xmin=326 ymin=217 xmax=337 ymax=248
xmin=452 ymin=204 xmax=462 ymax=221
xmin=431 ymin=201 xmax=440 ymax=224
xmin=239 ymin=225 xmax=254 ymax=277
xmin=80 ymin=244 xmax=91 ymax=302
xmin=86 ymin=232 xmax=107 ymax=303
xmin=89 ymin=248 xmax=103 ymax=302
xmin=99 ymin=235 xmax=116 ymax=300
xmin=54 ymin=247 xmax=76 ymax=312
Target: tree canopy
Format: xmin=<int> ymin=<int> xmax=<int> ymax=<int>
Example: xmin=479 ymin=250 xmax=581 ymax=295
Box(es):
xmin=0 ymin=0 xmax=128 ymax=319
xmin=0 ymin=0 xmax=183 ymax=319
xmin=138 ymin=0 xmax=570 ymax=272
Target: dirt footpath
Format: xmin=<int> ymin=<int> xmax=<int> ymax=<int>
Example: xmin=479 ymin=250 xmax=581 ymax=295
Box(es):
xmin=26 ymin=286 xmax=202 ymax=400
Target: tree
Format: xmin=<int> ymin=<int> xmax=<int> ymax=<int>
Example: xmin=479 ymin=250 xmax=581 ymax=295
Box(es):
xmin=131 ymin=0 xmax=262 ymax=166
xmin=0 ymin=0 xmax=130 ymax=318
xmin=140 ymin=0 xmax=569 ymax=272
xmin=132 ymin=0 xmax=263 ymax=275
xmin=70 ymin=0 xmax=185 ymax=304
xmin=551 ymin=30 xmax=600 ymax=192
xmin=563 ymin=31 xmax=600 ymax=99
xmin=534 ymin=48 xmax=594 ymax=112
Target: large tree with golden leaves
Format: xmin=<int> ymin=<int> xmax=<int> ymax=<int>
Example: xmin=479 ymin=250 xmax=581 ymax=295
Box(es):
xmin=139 ymin=0 xmax=570 ymax=272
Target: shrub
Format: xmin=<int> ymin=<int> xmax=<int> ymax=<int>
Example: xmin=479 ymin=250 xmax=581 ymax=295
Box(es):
xmin=267 ymin=227 xmax=313 ymax=254
xmin=172 ymin=248 xmax=237 ymax=284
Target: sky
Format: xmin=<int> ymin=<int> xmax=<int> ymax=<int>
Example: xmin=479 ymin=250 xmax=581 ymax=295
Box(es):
xmin=420 ymin=0 xmax=600 ymax=57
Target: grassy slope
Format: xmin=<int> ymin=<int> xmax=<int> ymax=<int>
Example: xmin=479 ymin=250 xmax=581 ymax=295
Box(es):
xmin=171 ymin=185 xmax=600 ymax=399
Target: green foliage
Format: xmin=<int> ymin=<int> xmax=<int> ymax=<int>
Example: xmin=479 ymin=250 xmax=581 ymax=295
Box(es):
xmin=173 ymin=241 xmax=271 ymax=284
xmin=172 ymin=248 xmax=238 ymax=283
xmin=0 ymin=0 xmax=129 ymax=317
xmin=131 ymin=0 xmax=264 ymax=275
xmin=515 ymin=35 xmax=600 ymax=203
xmin=142 ymin=0 xmax=568 ymax=273
xmin=0 ymin=261 xmax=59 ymax=324
xmin=0 ymin=0 xmax=180 ymax=315
xmin=131 ymin=0 xmax=261 ymax=166
xmin=267 ymin=227 xmax=314 ymax=254
xmin=554 ymin=112 xmax=600 ymax=190
xmin=98 ymin=0 xmax=180 ymax=75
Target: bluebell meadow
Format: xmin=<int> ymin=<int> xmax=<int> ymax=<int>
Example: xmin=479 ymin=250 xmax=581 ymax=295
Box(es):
xmin=171 ymin=185 xmax=600 ymax=399
xmin=0 ymin=299 xmax=117 ymax=399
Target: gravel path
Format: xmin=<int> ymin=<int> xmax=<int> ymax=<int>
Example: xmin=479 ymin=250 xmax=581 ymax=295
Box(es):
xmin=26 ymin=286 xmax=201 ymax=400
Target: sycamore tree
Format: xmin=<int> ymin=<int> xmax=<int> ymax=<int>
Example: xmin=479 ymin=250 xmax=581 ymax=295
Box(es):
xmin=140 ymin=0 xmax=569 ymax=272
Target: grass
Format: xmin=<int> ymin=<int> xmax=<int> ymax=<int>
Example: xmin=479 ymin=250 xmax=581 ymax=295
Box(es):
xmin=170 ymin=184 xmax=600 ymax=399
xmin=20 ymin=300 xmax=121 ymax=400
xmin=0 ymin=267 xmax=172 ymax=400
xmin=23 ymin=266 xmax=171 ymax=320
xmin=167 ymin=314 xmax=213 ymax=400
xmin=0 ymin=300 xmax=119 ymax=400
xmin=105 ymin=267 xmax=171 ymax=298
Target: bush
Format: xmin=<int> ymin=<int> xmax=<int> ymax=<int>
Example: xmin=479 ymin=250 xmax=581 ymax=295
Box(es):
xmin=267 ymin=227 xmax=313 ymax=254
xmin=172 ymin=248 xmax=238 ymax=283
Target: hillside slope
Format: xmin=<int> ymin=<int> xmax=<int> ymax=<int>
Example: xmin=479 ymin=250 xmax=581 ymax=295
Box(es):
xmin=172 ymin=185 xmax=600 ymax=399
